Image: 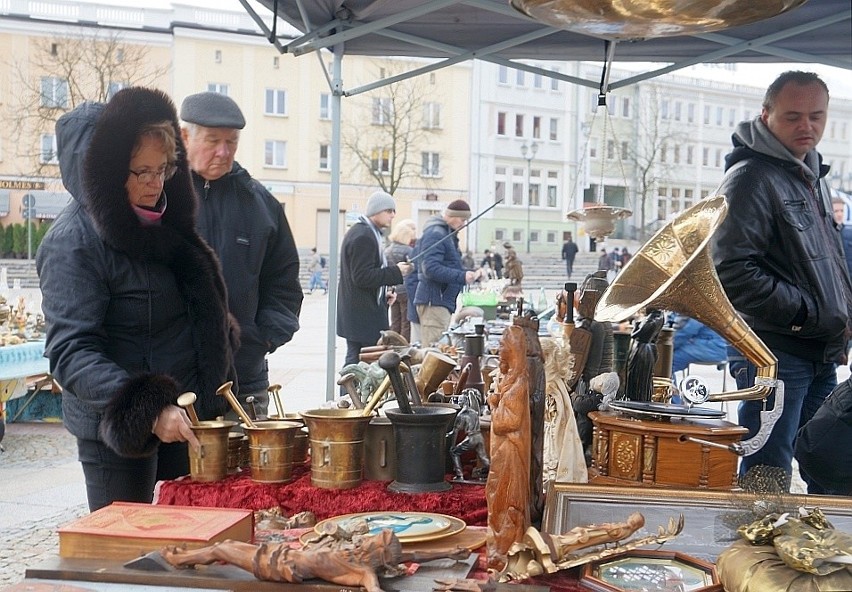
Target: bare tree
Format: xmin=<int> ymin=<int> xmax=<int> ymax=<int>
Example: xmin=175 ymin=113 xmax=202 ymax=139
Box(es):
xmin=342 ymin=64 xmax=439 ymax=195
xmin=5 ymin=29 xmax=170 ymax=176
xmin=626 ymin=85 xmax=688 ymax=240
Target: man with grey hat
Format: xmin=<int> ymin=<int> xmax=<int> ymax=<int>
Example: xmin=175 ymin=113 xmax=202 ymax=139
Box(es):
xmin=180 ymin=91 xmax=302 ymax=419
xmin=337 ymin=190 xmax=412 ymax=367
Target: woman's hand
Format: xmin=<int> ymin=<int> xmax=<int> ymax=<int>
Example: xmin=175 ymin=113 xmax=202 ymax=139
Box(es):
xmin=152 ymin=405 xmax=200 ymax=452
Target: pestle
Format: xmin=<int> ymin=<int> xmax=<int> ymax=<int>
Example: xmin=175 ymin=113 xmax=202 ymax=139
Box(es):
xmin=245 ymin=396 xmax=258 ymax=421
xmin=454 ymin=362 xmax=472 ymax=397
xmin=268 ymin=383 xmax=285 ymax=417
xmin=177 ymin=392 xmax=200 ymax=426
xmin=337 ymin=373 xmax=364 ymax=408
xmin=216 ymin=381 xmax=256 ymax=429
xmin=378 ymin=351 xmax=413 ymax=414
xmin=400 ymin=353 xmax=424 ymax=406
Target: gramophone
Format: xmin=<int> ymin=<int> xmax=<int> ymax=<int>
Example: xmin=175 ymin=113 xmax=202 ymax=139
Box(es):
xmin=588 ymin=196 xmax=785 ymax=489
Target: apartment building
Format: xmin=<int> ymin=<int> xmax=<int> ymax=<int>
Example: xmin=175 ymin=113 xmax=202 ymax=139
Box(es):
xmin=1 ymin=0 xmax=850 ymax=256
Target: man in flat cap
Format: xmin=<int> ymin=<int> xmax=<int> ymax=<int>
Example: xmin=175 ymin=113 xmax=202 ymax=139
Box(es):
xmin=337 ymin=191 xmax=412 ymax=368
xmin=180 ymin=91 xmax=302 ymax=420
xmin=413 ymin=199 xmax=482 ymax=346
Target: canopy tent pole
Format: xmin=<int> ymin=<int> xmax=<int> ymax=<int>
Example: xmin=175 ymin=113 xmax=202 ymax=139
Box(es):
xmin=326 ymin=44 xmax=344 ymax=401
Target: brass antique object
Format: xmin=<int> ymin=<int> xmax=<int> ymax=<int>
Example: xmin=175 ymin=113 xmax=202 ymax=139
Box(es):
xmin=511 ymin=0 xmax=807 ymax=40
xmin=596 ymin=196 xmax=777 ymax=406
xmin=567 ymin=205 xmax=633 ymax=241
xmin=594 ymin=195 xmax=784 ymax=462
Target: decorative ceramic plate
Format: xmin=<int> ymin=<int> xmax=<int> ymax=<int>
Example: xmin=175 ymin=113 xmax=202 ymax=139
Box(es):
xmin=610 ymin=400 xmax=726 ymax=420
xmin=312 ymin=512 xmax=466 ymax=543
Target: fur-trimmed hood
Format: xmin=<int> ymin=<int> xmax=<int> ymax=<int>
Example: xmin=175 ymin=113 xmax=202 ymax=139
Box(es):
xmin=49 ymin=87 xmax=238 ymax=457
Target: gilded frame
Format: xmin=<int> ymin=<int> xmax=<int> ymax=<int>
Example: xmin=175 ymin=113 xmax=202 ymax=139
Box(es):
xmin=543 ymin=482 xmax=852 ymax=562
xmin=580 ymin=549 xmax=723 ymax=592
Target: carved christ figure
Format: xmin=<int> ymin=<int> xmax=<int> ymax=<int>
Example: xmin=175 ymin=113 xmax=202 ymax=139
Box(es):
xmin=486 ymin=324 xmax=531 ymax=570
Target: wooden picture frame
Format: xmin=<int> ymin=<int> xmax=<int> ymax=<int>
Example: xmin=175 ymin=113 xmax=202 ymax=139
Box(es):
xmin=543 ymin=482 xmax=852 ymax=562
xmin=580 ymin=549 xmax=723 ymax=592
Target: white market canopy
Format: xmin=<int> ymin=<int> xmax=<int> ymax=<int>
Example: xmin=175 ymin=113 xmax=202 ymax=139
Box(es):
xmin=236 ymin=0 xmax=851 ymax=398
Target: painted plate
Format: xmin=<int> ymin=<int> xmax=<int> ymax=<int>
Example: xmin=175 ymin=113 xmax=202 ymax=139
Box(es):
xmin=312 ymin=512 xmax=465 ymax=543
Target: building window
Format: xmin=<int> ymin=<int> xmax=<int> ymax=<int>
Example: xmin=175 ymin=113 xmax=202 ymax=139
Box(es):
xmin=214 ymin=49 xmax=222 ymax=63
xmin=703 ymin=105 xmax=711 ymax=125
xmin=530 ymin=230 xmax=540 ymax=243
xmin=495 ymin=229 xmax=506 ymax=241
xmin=107 ymin=81 xmax=127 ymax=100
xmin=621 ymin=141 xmax=629 ymax=160
xmin=515 ymin=69 xmax=525 ymax=86
xmin=660 ymin=143 xmax=667 ymax=164
xmin=512 ymin=229 xmax=522 ymax=243
xmin=674 ymin=101 xmax=682 ymax=122
xmin=371 ymin=148 xmax=390 ymax=174
xmin=589 ymin=137 xmax=598 ymax=159
xmin=661 ymin=100 xmax=670 ymax=120
xmin=40 ymin=76 xmax=68 ymax=108
xmin=495 ymin=180 xmax=505 ymax=203
xmin=40 ymin=134 xmax=58 ymax=164
xmin=687 ymin=145 xmax=694 ymax=165
xmin=498 ymin=65 xmax=508 ymax=84
xmin=422 ymin=102 xmax=441 ymax=129
xmin=265 ymin=89 xmax=287 ymax=116
xmin=532 ymin=116 xmax=541 ymax=139
xmin=421 ymin=152 xmax=440 ymax=177
xmin=687 ymin=103 xmax=695 ymax=123
xmin=515 ymin=114 xmax=524 ymax=137
xmin=512 ymin=182 xmax=523 ymax=205
xmin=728 ymin=108 xmax=736 ymax=127
xmin=264 ymin=140 xmax=286 ymax=167
xmin=207 ymin=83 xmax=229 ymax=95
xmin=673 ymin=145 xmax=681 ymax=164
xmin=319 ymin=93 xmax=331 ymax=120
xmin=273 ymin=56 xmax=279 ymax=69
xmin=606 ymin=140 xmax=615 ymax=160
xmin=550 ymin=70 xmax=559 ymax=91
xmin=529 ymin=182 xmax=540 ymax=207
xmin=547 ymin=185 xmax=557 ymax=207
xmin=497 ymin=112 xmax=507 ymax=136
xmin=546 ymin=230 xmax=557 ymax=243
xmin=716 ymin=106 xmax=724 ymax=126
xmin=622 ymin=97 xmax=631 ymax=118
xmin=702 ymin=147 xmax=709 ymax=167
xmin=715 ymin=148 xmax=723 ymax=168
xmin=319 ymin=144 xmax=330 ymax=171
xmin=549 ymin=118 xmax=558 ymax=141
xmin=371 ymin=97 xmax=392 ymax=125
xmin=533 ymin=72 xmax=543 ymax=89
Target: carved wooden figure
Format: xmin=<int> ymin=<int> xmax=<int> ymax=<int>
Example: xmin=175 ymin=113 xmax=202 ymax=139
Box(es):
xmin=162 ymin=529 xmax=468 ymax=592
xmin=486 ymin=324 xmax=531 ymax=570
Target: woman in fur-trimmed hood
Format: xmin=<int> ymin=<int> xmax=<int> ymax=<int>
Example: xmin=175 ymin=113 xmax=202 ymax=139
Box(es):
xmin=36 ymin=87 xmax=238 ymax=511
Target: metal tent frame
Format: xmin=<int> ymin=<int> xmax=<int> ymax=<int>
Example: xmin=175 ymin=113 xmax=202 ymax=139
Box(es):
xmin=235 ymin=0 xmax=851 ymax=399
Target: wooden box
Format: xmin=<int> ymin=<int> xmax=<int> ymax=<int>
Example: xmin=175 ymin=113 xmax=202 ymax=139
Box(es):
xmin=58 ymin=502 xmax=253 ymax=561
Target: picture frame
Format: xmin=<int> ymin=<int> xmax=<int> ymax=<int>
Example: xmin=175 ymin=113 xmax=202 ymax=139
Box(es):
xmin=580 ymin=549 xmax=723 ymax=592
xmin=543 ymin=482 xmax=852 ymax=562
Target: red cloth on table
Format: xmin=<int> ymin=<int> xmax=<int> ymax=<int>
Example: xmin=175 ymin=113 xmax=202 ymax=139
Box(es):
xmin=154 ymin=463 xmax=488 ymax=526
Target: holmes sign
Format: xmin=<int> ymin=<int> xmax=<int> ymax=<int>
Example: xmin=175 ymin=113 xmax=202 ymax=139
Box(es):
xmin=0 ymin=180 xmax=46 ymax=190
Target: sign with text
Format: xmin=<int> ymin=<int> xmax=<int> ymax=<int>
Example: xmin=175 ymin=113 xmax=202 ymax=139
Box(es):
xmin=0 ymin=180 xmax=46 ymax=191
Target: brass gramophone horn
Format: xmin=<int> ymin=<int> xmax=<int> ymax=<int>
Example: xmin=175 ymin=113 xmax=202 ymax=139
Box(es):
xmin=595 ymin=195 xmax=777 ymax=404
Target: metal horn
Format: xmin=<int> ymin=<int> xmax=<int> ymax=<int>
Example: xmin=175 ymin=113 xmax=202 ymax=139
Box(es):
xmin=595 ymin=195 xmax=777 ymax=404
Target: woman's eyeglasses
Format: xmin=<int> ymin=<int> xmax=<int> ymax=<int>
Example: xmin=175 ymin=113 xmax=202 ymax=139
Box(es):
xmin=128 ymin=164 xmax=177 ymax=185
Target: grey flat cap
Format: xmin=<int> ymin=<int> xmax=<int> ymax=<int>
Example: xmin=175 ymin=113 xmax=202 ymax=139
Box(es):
xmin=180 ymin=92 xmax=246 ymax=129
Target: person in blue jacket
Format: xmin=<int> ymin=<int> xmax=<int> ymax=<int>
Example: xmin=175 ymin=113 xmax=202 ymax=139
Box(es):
xmin=671 ymin=314 xmax=728 ymax=375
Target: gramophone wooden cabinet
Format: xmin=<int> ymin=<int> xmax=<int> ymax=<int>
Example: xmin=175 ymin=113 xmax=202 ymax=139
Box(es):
xmin=589 ymin=412 xmax=748 ymax=490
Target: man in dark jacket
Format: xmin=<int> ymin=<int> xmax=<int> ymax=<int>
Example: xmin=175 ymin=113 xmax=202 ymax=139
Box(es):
xmin=712 ymin=71 xmax=852 ymax=491
xmin=561 ymin=234 xmax=579 ymax=279
xmin=413 ymin=200 xmax=481 ymax=346
xmin=337 ymin=191 xmax=411 ymax=366
xmin=181 ymin=92 xmax=303 ymax=418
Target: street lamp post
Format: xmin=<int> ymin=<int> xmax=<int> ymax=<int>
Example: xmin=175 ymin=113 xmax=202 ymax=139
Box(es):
xmin=520 ymin=141 xmax=538 ymax=254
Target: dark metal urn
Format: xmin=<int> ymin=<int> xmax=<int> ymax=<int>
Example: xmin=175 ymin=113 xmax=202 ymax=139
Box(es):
xmin=385 ymin=406 xmax=458 ymax=493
